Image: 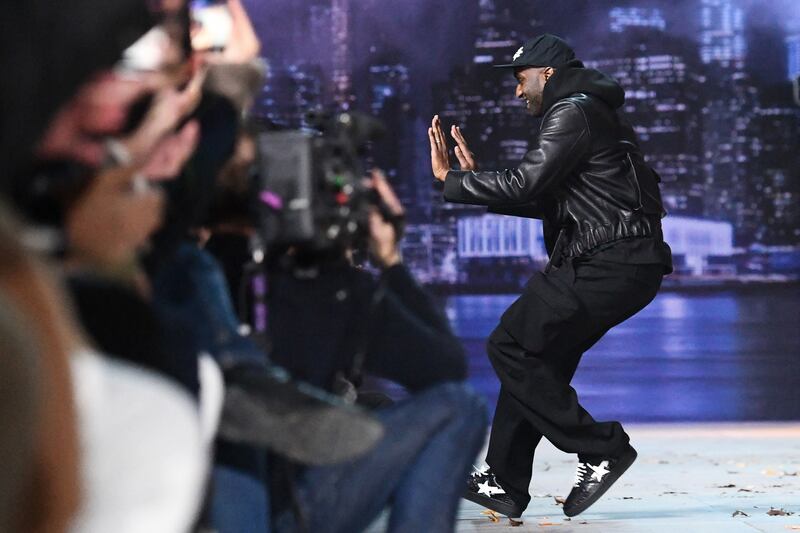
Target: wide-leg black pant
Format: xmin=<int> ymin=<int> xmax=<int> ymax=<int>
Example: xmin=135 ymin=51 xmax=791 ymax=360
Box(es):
xmin=484 ymin=255 xmax=663 ymax=506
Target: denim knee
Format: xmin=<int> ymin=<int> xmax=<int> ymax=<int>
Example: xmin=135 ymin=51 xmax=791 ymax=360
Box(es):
xmin=425 ymin=382 xmax=488 ymax=429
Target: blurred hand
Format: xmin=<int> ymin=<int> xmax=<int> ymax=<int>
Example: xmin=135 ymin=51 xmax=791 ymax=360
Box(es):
xmin=428 ymin=115 xmax=451 ymax=182
xmin=368 ymin=169 xmax=404 ymax=269
xmin=36 ymin=73 xmax=160 ymax=166
xmin=450 ymin=124 xmax=478 ymax=171
xmin=140 ymin=119 xmax=201 ymax=181
xmin=120 ymin=67 xmax=205 ymax=167
xmin=66 ymin=166 xmax=164 ymax=268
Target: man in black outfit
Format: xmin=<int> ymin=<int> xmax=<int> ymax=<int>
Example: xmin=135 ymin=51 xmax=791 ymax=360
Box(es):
xmin=429 ymin=34 xmax=672 ymax=518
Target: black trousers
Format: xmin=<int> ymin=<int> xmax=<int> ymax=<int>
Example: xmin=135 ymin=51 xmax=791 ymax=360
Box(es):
xmin=484 ymin=255 xmax=663 ymax=506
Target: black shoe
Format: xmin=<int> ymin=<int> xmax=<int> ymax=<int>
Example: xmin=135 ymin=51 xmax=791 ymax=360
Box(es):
xmin=463 ymin=466 xmax=525 ymax=518
xmin=563 ymin=445 xmax=638 ymax=517
xmin=219 ymin=364 xmax=384 ymax=466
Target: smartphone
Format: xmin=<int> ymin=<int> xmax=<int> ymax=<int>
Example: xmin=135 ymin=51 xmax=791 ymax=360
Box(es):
xmin=191 ymin=0 xmax=233 ymax=52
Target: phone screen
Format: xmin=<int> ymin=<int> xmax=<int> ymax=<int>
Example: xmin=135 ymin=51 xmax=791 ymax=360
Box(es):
xmin=191 ymin=1 xmax=233 ymax=52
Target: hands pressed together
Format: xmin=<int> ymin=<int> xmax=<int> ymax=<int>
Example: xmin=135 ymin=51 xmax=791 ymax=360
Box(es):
xmin=428 ymin=114 xmax=477 ymax=182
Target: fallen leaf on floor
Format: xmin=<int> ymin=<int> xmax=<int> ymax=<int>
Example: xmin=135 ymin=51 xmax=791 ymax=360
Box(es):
xmin=554 ymin=496 xmax=566 ymax=506
xmin=785 ymin=525 xmax=800 ymax=530
xmin=768 ymin=508 xmax=795 ymax=516
xmin=538 ymin=522 xmax=561 ymax=526
xmin=481 ymin=510 xmax=500 ymax=523
xmin=508 ymin=518 xmax=523 ymax=527
xmin=738 ymin=488 xmax=753 ymax=492
xmin=732 ymin=510 xmax=749 ymax=517
xmin=717 ymin=483 xmax=737 ymax=488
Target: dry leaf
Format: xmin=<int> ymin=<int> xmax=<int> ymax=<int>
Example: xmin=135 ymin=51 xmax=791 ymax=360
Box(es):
xmin=539 ymin=522 xmax=560 ymax=527
xmin=717 ymin=483 xmax=737 ymax=488
xmin=481 ymin=510 xmax=500 ymax=523
xmin=768 ymin=508 xmax=795 ymax=516
xmin=732 ymin=510 xmax=749 ymax=517
xmin=508 ymin=518 xmax=523 ymax=527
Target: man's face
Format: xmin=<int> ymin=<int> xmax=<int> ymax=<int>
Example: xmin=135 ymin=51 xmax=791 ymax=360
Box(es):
xmin=514 ymin=66 xmax=552 ymax=117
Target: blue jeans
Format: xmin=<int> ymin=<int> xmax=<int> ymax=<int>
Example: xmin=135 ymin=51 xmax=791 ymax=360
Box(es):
xmin=273 ymin=382 xmax=488 ymax=533
xmin=151 ymin=242 xmax=266 ymax=369
xmin=210 ymin=466 xmax=270 ymax=533
xmin=151 ymin=243 xmax=271 ymax=531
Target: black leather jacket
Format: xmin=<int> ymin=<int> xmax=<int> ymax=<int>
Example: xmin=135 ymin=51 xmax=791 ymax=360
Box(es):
xmin=443 ymin=62 xmax=671 ymax=268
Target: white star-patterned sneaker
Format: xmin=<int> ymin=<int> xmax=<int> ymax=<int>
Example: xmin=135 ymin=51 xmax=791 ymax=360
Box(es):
xmin=463 ymin=466 xmax=525 ymax=518
xmin=563 ymin=444 xmax=638 ymax=517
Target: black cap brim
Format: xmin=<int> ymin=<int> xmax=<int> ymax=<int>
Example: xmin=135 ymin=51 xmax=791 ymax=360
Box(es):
xmin=493 ymin=62 xmax=547 ymax=69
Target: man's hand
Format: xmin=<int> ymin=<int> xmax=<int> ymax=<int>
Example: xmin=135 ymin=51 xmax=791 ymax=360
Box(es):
xmin=428 ymin=115 xmax=451 ymax=182
xmin=450 ymin=124 xmax=478 ymax=171
xmin=367 ymin=170 xmax=404 ymax=268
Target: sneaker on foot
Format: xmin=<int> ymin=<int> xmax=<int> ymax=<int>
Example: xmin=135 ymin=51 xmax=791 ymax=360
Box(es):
xmin=563 ymin=445 xmax=638 ymax=517
xmin=463 ymin=466 xmax=525 ymax=518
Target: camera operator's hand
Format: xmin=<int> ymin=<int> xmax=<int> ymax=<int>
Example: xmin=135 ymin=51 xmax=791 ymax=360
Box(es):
xmin=368 ymin=170 xmax=404 ymax=269
xmin=65 ymin=166 xmax=164 ymax=270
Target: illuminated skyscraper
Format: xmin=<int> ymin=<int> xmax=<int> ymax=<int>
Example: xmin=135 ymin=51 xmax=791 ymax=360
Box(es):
xmin=697 ymin=0 xmax=762 ymax=244
xmin=750 ymin=105 xmax=800 ymax=244
xmin=609 ymin=7 xmax=666 ymax=33
xmin=788 ymin=34 xmax=800 ymax=81
xmin=699 ymin=0 xmax=746 ymax=70
xmin=587 ymin=21 xmax=705 ymax=215
xmin=254 ymin=63 xmax=324 ymax=129
xmin=331 ymin=0 xmax=354 ymax=110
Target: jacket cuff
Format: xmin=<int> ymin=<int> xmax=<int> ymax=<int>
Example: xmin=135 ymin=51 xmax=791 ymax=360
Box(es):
xmin=443 ymin=170 xmax=466 ymax=202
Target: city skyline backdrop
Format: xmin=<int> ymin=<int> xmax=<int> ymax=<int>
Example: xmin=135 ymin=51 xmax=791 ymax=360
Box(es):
xmin=247 ymin=0 xmax=800 ymax=288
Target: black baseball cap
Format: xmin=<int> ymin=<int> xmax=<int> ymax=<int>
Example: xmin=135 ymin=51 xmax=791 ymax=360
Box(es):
xmin=494 ymin=33 xmax=576 ymax=69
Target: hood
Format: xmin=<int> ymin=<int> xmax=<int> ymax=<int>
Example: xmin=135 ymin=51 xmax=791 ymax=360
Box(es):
xmin=541 ymin=59 xmax=625 ymax=114
xmin=0 ymin=1 xmax=155 ymax=190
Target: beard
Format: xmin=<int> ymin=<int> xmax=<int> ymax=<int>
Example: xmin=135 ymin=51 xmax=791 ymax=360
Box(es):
xmin=525 ymin=92 xmax=544 ymax=116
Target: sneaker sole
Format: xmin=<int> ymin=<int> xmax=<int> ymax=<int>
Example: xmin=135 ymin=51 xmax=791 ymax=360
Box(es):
xmin=563 ymin=448 xmax=638 ymax=517
xmin=463 ymin=490 xmax=524 ymax=518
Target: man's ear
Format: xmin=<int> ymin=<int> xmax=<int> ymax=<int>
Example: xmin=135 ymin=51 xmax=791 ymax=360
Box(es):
xmin=543 ymin=67 xmax=554 ymax=82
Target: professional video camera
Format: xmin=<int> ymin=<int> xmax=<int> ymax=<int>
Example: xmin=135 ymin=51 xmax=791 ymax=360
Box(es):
xmin=254 ymin=110 xmax=395 ymax=258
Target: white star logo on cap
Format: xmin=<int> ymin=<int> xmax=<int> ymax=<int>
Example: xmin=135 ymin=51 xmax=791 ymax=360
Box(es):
xmin=513 ymin=46 xmax=524 ymax=61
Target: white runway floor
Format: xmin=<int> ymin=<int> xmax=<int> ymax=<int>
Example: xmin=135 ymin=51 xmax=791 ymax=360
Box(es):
xmin=369 ymin=423 xmax=800 ymax=532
